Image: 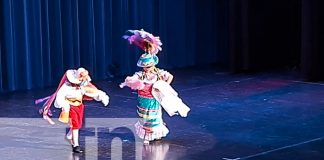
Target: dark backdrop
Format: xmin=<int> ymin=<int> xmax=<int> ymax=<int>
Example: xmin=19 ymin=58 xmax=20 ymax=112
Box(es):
xmin=1 ymin=0 xmax=324 ymax=92
xmin=229 ymin=0 xmax=324 ymax=81
xmin=0 ymin=0 xmax=228 ymax=92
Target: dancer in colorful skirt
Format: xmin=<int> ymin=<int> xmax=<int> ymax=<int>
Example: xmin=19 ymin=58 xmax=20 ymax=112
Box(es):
xmin=121 ymin=29 xmax=190 ymax=144
xmin=36 ymin=67 xmax=109 ymax=153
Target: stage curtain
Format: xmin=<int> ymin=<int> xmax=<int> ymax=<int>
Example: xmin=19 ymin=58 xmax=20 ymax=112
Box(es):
xmin=0 ymin=0 xmax=228 ymax=92
xmin=301 ymin=0 xmax=324 ymax=81
xmin=228 ymin=0 xmax=301 ymax=73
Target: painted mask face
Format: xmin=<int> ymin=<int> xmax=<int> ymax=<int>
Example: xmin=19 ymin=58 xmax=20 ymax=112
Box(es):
xmin=80 ymin=80 xmax=88 ymax=86
xmin=77 ymin=68 xmax=91 ymax=86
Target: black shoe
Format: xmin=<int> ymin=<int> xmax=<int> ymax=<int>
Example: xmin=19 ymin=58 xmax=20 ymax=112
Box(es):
xmin=72 ymin=146 xmax=83 ymax=153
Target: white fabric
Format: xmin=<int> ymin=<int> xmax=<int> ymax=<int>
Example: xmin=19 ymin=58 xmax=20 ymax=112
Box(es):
xmin=119 ymin=75 xmax=145 ymax=90
xmin=54 ymin=82 xmax=110 ymax=113
xmin=152 ymin=80 xmax=190 ymax=117
xmin=134 ymin=121 xmax=169 ymax=141
xmin=54 ymin=82 xmax=83 ymax=111
xmin=120 ymin=69 xmax=171 ymax=90
xmin=66 ymin=129 xmax=73 ymax=140
xmin=72 ymin=129 xmax=79 ymax=147
xmin=134 ymin=69 xmax=170 ymax=83
xmin=66 ymin=70 xmax=81 ymax=84
xmin=84 ymin=89 xmax=110 ymax=106
xmin=158 ymin=69 xmax=171 ymax=81
xmin=66 ymin=68 xmax=92 ymax=85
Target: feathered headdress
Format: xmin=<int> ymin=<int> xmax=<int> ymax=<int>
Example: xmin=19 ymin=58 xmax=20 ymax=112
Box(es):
xmin=123 ymin=29 xmax=162 ymax=55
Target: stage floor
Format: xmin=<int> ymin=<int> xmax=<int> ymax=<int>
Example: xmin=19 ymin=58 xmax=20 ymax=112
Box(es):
xmin=0 ymin=67 xmax=324 ymax=160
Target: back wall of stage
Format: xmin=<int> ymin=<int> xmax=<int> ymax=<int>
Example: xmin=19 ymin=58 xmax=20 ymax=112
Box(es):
xmin=0 ymin=0 xmax=229 ymax=92
xmin=1 ymin=0 xmax=324 ymax=92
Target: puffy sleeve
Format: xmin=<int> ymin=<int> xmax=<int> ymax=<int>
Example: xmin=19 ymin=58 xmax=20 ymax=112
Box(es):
xmin=120 ymin=71 xmax=144 ymax=90
xmin=82 ymin=83 xmax=110 ymax=106
xmin=54 ymin=83 xmax=71 ymax=111
xmin=132 ymin=71 xmax=142 ymax=79
xmin=158 ymin=69 xmax=171 ymax=81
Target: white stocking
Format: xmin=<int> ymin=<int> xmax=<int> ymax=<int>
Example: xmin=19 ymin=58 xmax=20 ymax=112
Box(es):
xmin=66 ymin=128 xmax=72 ymax=139
xmin=72 ymin=129 xmax=79 ymax=147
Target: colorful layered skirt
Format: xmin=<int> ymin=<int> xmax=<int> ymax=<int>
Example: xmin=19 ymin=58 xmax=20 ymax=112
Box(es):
xmin=135 ymin=95 xmax=169 ymax=141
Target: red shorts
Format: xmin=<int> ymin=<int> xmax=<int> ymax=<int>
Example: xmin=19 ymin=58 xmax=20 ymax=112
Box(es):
xmin=69 ymin=104 xmax=84 ymax=129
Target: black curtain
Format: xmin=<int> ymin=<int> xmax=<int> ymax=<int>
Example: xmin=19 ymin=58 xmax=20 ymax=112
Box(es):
xmin=0 ymin=0 xmax=228 ymax=92
xmin=229 ymin=0 xmax=301 ymax=73
xmin=301 ymin=0 xmax=324 ymax=81
xmin=229 ymin=0 xmax=324 ymax=81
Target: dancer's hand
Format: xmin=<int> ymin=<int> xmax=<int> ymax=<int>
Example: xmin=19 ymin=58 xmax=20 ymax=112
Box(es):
xmin=43 ymin=115 xmax=55 ymax=125
xmin=102 ymin=94 xmax=109 ymax=107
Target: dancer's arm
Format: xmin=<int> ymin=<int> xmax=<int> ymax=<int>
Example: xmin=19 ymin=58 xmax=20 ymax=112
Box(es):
xmin=166 ymin=74 xmax=173 ymax=84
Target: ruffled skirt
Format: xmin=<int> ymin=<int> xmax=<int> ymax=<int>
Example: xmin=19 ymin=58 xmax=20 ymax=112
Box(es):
xmin=135 ymin=95 xmax=169 ymax=141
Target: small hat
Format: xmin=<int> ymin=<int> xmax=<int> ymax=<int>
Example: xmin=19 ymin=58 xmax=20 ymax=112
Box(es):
xmin=137 ymin=53 xmax=159 ymax=67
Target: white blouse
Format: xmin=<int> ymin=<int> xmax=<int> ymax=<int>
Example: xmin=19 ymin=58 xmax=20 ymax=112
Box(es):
xmin=54 ymin=82 xmax=85 ymax=110
xmin=133 ymin=69 xmax=171 ymax=84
